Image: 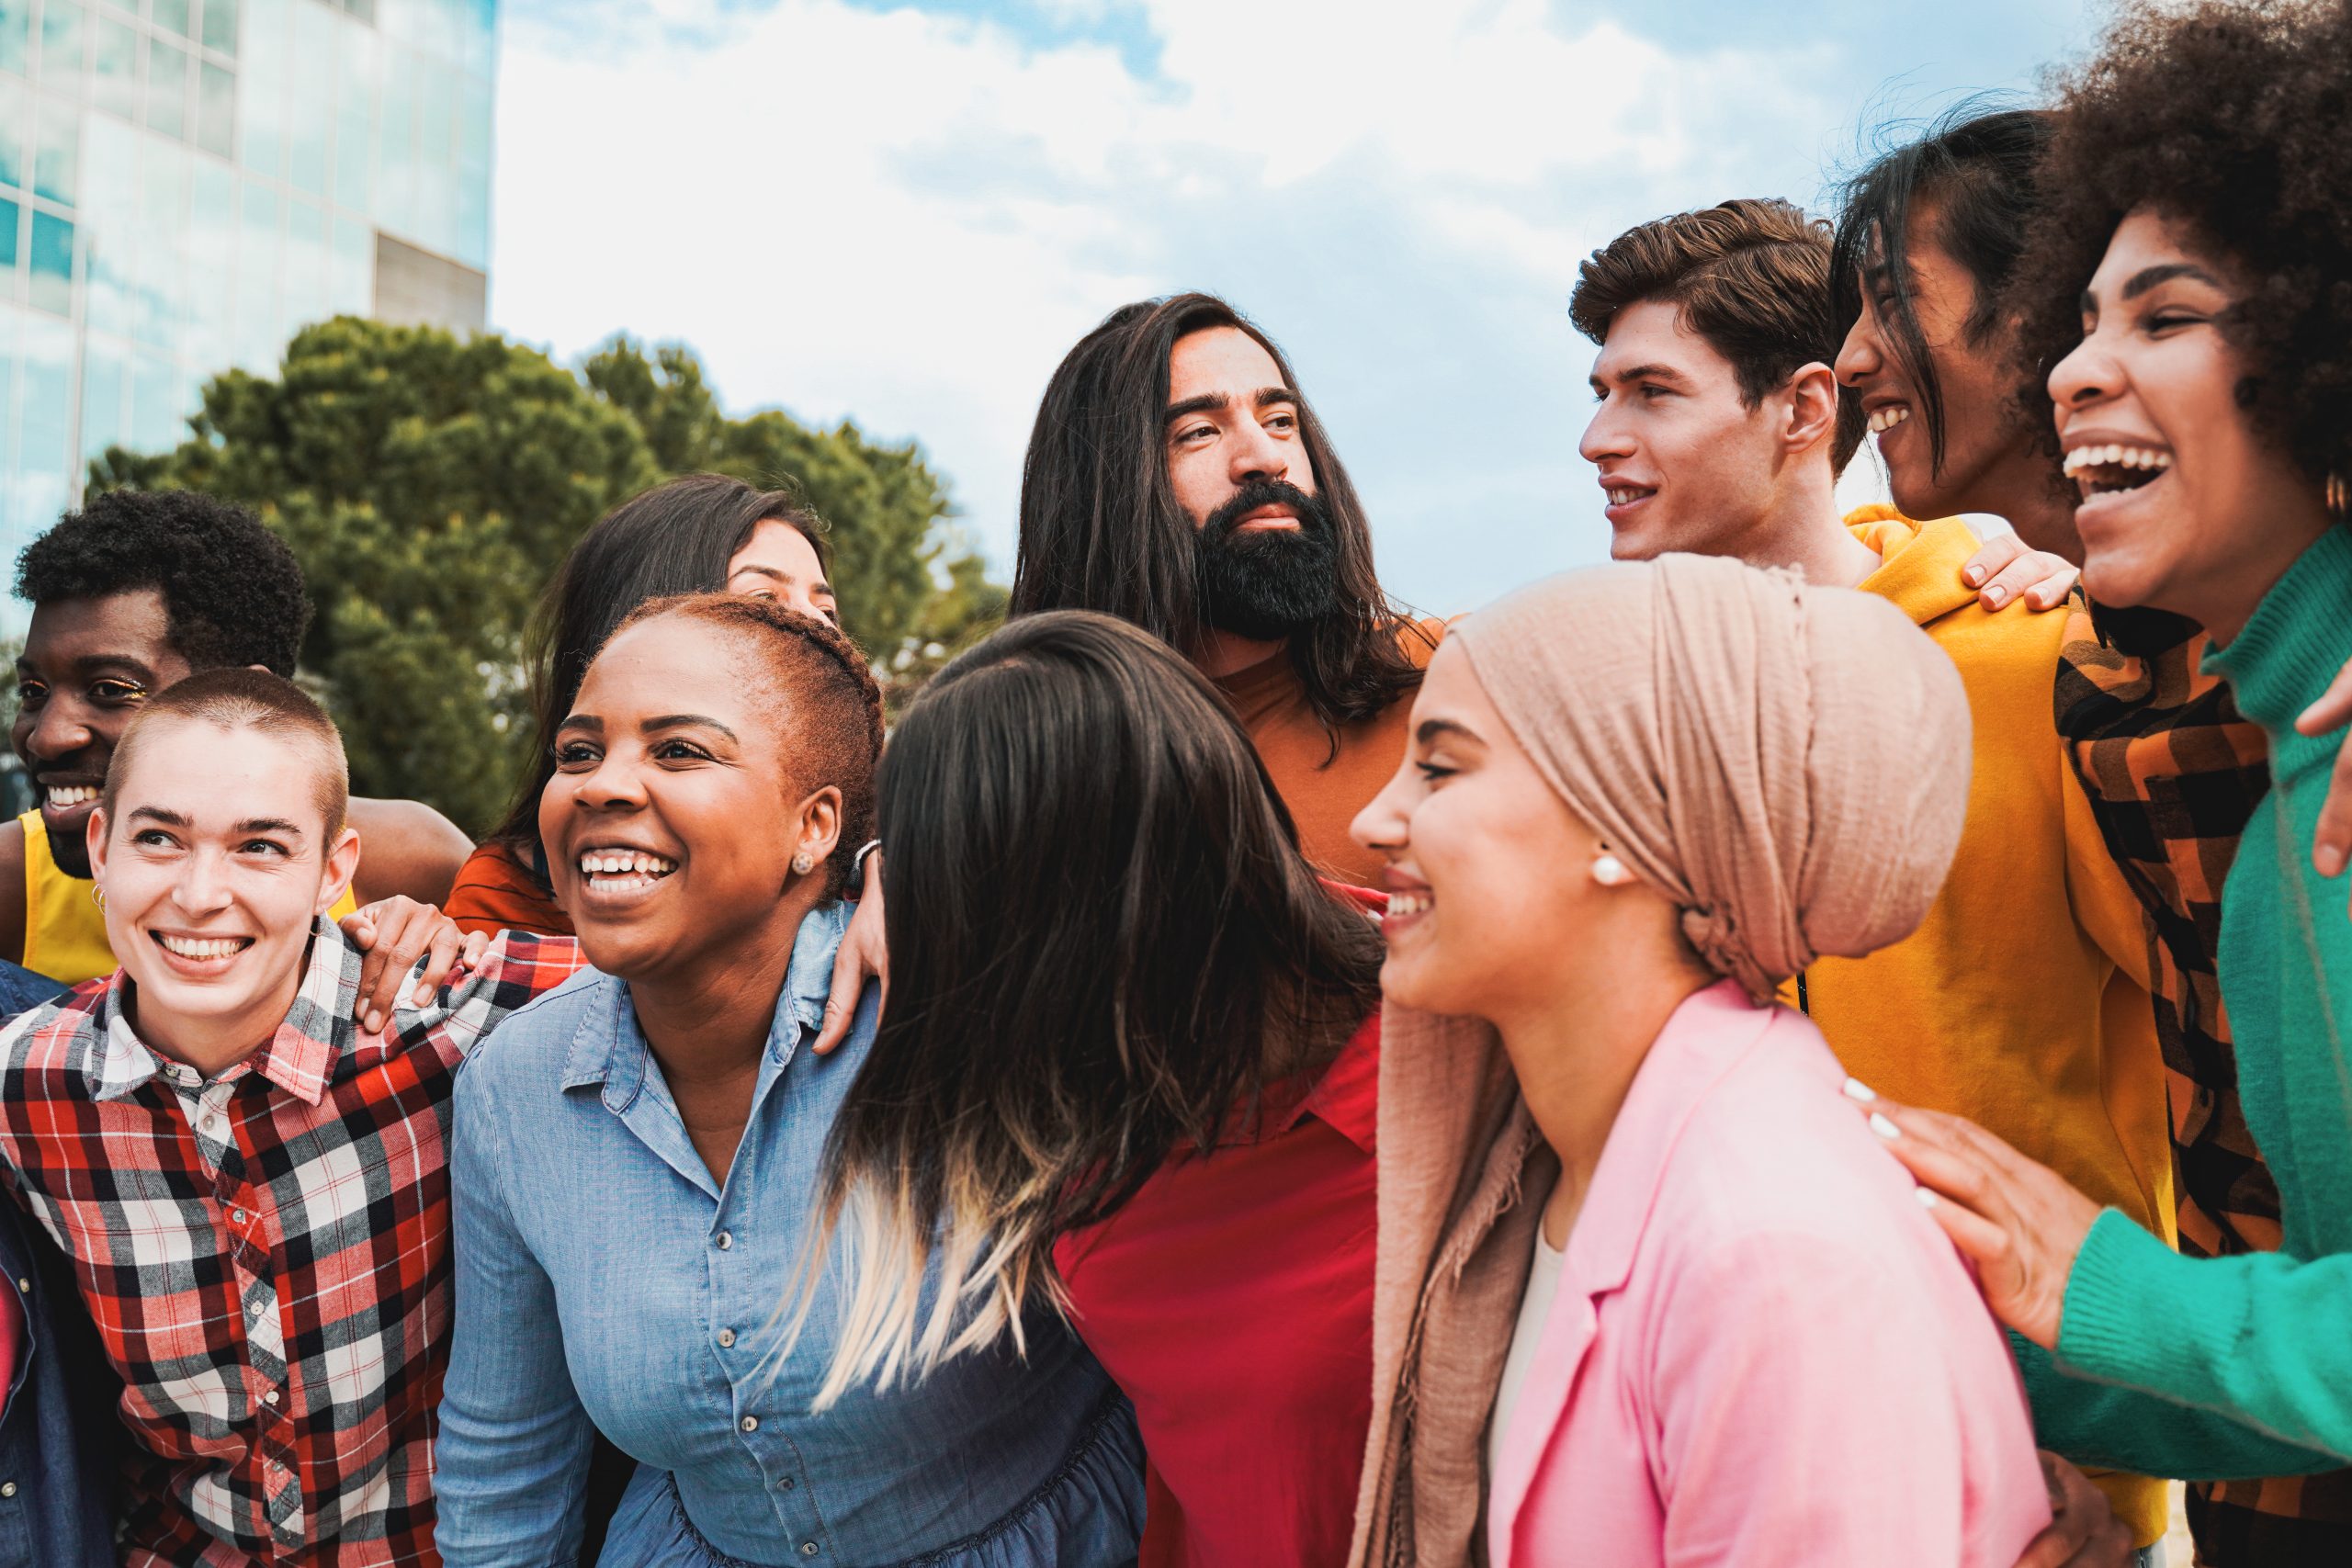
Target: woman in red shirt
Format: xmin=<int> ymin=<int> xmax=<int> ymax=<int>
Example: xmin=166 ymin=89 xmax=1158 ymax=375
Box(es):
xmin=805 ymin=609 xmax=1383 ymax=1568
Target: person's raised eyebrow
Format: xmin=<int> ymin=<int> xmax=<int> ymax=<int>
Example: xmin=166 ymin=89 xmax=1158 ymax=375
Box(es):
xmin=1255 ymin=387 xmax=1298 ymax=411
xmin=1415 ymin=717 xmax=1485 ymax=747
xmin=1165 ymin=390 xmax=1230 ymax=423
xmin=2121 ymin=262 xmax=2223 ymax=301
xmin=232 ymin=817 xmax=305 ymax=840
xmin=128 ymin=806 xmax=192 ymax=829
xmin=554 ymin=713 xmax=604 ymax=736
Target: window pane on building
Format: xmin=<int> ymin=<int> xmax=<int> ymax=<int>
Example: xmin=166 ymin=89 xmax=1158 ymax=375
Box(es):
xmin=39 ymin=2 xmax=85 ymax=91
xmin=148 ymin=38 xmax=189 ymax=141
xmin=33 ymin=99 xmax=76 ymax=205
xmin=0 ymin=0 xmax=29 ymax=79
xmin=196 ymin=58 xmax=232 ymax=157
xmin=201 ymin=0 xmax=239 ymax=59
xmin=0 ymin=74 xmax=24 ymax=189
xmin=90 ymin=14 xmax=136 ymax=122
xmin=28 ymin=210 xmax=73 ymax=315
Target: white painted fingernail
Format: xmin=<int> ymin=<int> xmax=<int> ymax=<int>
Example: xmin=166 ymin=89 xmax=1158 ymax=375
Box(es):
xmin=1870 ymin=1111 xmax=1901 ymax=1140
xmin=1916 ymin=1187 xmax=1939 ymax=1209
xmin=1841 ymin=1077 xmax=1877 ymax=1103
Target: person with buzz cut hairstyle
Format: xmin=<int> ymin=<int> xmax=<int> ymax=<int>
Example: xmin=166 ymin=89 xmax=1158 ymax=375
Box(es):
xmin=0 ymin=666 xmax=587 ymax=1568
xmin=1567 ymin=195 xmax=2211 ymax=1562
xmin=5 ymin=489 xmax=473 ymax=990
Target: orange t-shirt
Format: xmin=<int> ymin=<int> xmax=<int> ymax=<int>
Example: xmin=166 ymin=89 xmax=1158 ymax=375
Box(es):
xmin=1211 ymin=620 xmax=1443 ymax=888
xmin=445 ymin=840 xmax=572 ymax=938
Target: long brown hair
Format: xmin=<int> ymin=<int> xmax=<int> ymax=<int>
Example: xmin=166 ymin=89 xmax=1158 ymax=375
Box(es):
xmin=1011 ymin=293 xmax=1429 ymax=745
xmin=797 ymin=611 xmax=1383 ymax=1404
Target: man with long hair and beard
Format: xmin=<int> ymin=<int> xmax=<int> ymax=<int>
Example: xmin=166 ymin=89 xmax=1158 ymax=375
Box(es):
xmin=1013 ymin=292 xmax=1440 ymax=886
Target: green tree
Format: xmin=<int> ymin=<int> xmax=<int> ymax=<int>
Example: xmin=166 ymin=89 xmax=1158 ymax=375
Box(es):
xmin=92 ymin=317 xmax=1002 ymax=833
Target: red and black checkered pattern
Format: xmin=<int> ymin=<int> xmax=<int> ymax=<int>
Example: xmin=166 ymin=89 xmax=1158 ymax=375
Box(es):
xmin=0 ymin=921 xmax=582 ymax=1567
xmin=2058 ymin=605 xmax=2352 ymax=1563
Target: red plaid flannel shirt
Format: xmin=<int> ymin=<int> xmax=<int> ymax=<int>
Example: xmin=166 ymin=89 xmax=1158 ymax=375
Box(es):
xmin=2057 ymin=604 xmax=2352 ymax=1561
xmin=0 ymin=919 xmax=585 ymax=1566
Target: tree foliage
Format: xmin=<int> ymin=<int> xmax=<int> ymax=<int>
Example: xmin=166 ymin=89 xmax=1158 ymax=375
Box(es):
xmin=90 ymin=316 xmax=1001 ymax=833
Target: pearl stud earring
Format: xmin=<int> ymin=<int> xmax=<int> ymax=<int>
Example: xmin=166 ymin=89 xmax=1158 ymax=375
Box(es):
xmin=1591 ymin=851 xmax=1631 ymax=886
xmin=791 ymin=851 xmax=815 ymax=875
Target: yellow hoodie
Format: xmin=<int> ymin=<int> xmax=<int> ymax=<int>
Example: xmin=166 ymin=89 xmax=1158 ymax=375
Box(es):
xmin=1792 ymin=511 xmax=2175 ymax=1546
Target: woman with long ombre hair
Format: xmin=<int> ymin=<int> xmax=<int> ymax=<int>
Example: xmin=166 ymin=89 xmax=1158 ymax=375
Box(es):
xmin=806 ymin=609 xmax=1387 ymax=1567
xmin=1871 ymin=0 xmax=2352 ymax=1472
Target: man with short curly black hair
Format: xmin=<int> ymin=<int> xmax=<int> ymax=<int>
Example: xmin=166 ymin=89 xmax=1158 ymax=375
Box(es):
xmin=4 ymin=489 xmax=471 ymax=985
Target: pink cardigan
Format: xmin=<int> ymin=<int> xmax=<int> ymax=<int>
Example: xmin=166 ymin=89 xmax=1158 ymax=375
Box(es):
xmin=1353 ymin=980 xmax=2052 ymax=1566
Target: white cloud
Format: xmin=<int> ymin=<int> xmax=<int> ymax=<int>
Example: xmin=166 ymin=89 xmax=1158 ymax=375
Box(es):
xmin=487 ymin=0 xmax=1903 ymax=611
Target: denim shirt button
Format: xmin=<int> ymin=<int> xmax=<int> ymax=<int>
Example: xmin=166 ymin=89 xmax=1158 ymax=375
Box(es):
xmin=1 ymin=1482 xmax=16 ymax=1498
xmin=800 ymin=1545 xmax=819 ymax=1558
xmin=716 ymin=1231 xmax=733 ymax=1250
xmin=778 ymin=1475 xmax=796 ymax=1491
xmin=718 ymin=1327 xmax=736 ymax=1348
xmin=741 ymin=1415 xmax=758 ymax=1433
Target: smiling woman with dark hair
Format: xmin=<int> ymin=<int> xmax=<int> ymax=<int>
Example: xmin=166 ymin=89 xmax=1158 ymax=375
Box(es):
xmin=449 ymin=475 xmax=842 ymax=938
xmin=1873 ymin=0 xmax=2352 ymax=1483
xmin=433 ymin=593 xmax=1141 ymax=1568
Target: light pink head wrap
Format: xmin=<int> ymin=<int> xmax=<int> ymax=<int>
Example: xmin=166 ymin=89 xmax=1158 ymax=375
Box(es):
xmin=1450 ymin=552 xmax=1972 ymax=1002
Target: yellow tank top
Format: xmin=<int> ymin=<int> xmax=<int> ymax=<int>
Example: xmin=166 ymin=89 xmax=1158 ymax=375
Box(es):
xmin=18 ymin=807 xmax=359 ymax=986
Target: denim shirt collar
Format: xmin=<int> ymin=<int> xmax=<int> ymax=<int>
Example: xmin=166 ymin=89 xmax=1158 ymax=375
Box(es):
xmin=558 ymin=900 xmax=852 ymax=1109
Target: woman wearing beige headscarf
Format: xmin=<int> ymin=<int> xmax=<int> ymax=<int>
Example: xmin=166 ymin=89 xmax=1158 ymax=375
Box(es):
xmin=1344 ymin=554 xmax=2048 ymax=1568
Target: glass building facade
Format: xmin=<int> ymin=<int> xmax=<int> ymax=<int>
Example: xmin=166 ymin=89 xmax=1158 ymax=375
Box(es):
xmin=0 ymin=0 xmax=494 ymax=620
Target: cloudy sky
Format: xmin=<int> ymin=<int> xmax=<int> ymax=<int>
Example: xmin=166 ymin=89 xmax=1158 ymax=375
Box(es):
xmin=490 ymin=0 xmax=2104 ymax=616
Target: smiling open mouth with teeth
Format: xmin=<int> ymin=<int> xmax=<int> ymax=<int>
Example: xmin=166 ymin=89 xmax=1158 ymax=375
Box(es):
xmin=2062 ymin=442 xmax=2173 ymax=500
xmin=44 ymin=784 xmax=97 ymax=810
xmin=1388 ymin=890 xmax=1432 ymax=917
xmin=1868 ymin=405 xmax=1910 ymax=435
xmin=579 ymin=850 xmax=679 ymax=893
xmin=153 ymin=931 xmax=254 ymax=961
xmin=1604 ymin=486 xmax=1656 ymax=508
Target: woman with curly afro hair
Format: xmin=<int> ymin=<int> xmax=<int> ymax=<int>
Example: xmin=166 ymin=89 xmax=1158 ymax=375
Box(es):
xmin=1865 ymin=0 xmax=2352 ymax=1484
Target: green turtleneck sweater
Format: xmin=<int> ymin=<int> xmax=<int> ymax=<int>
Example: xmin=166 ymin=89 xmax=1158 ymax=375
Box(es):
xmin=2024 ymin=525 xmax=2352 ymax=1474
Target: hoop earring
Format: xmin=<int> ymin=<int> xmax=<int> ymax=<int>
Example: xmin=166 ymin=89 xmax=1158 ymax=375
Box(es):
xmin=790 ymin=851 xmax=815 ymax=876
xmin=90 ymin=883 xmax=105 ymax=910
xmin=2328 ymin=471 xmax=2347 ymax=519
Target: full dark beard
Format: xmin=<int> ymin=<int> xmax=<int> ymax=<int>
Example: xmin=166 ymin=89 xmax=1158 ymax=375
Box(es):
xmin=1195 ymin=480 xmax=1340 ymax=641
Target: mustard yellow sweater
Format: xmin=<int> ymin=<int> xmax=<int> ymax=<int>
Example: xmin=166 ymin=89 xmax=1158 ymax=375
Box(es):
xmin=1790 ymin=513 xmax=2176 ymax=1543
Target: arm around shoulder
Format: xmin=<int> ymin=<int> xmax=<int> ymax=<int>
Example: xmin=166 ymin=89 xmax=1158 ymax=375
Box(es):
xmin=2038 ymin=1209 xmax=2352 ymax=1468
xmin=345 ymin=796 xmax=471 ymax=907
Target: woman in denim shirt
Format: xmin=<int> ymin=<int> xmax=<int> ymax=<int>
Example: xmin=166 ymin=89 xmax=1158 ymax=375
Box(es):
xmin=433 ymin=594 xmax=1143 ymax=1568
